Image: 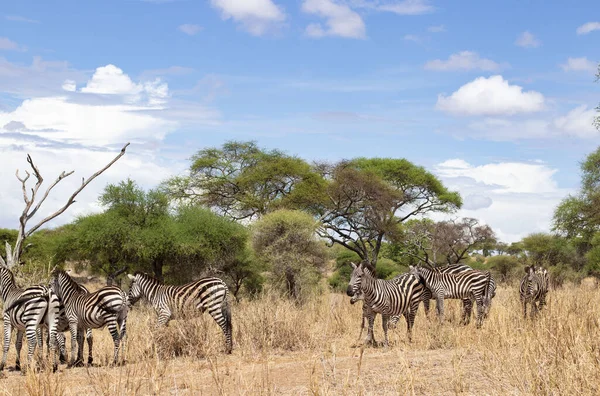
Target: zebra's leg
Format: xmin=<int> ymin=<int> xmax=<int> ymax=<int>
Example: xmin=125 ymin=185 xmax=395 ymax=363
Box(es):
xmin=423 ymin=298 xmax=431 ymax=319
xmin=106 ymin=319 xmax=121 ymax=366
xmin=157 ymin=309 xmax=172 ymax=327
xmin=406 ymin=303 xmax=418 ymax=343
xmin=357 ymin=303 xmax=368 ymax=341
xmin=522 ymin=298 xmax=527 ymax=319
xmin=461 ymin=299 xmax=473 ymax=325
xmin=0 ymin=317 xmax=12 ymax=371
xmin=67 ymin=322 xmax=79 ymax=368
xmin=117 ymin=316 xmax=127 ymax=364
xmin=475 ymin=295 xmax=485 ymax=328
xmin=381 ymin=315 xmax=389 ymax=348
xmin=208 ymin=303 xmax=232 ymax=354
xmin=436 ymin=296 xmax=445 ymax=324
xmin=86 ymin=329 xmax=93 ymax=366
xmin=364 ymin=310 xmax=376 ymax=346
xmin=37 ymin=327 xmax=44 ymax=355
xmin=57 ymin=332 xmax=67 ymax=364
xmin=14 ymin=329 xmax=23 ymax=371
xmin=73 ymin=329 xmax=84 ymax=366
xmin=24 ymin=325 xmax=38 ymax=372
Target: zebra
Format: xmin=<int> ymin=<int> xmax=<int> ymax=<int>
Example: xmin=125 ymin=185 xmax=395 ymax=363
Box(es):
xmin=519 ymin=265 xmax=549 ymax=319
xmin=127 ymin=272 xmax=233 ymax=354
xmin=351 ymin=271 xmax=427 ymax=341
xmin=409 ymin=264 xmax=493 ymax=328
xmin=346 ymin=262 xmax=424 ymax=346
xmin=0 ymin=266 xmax=59 ymax=372
xmin=50 ymin=269 xmax=129 ymax=367
xmin=420 ymin=263 xmax=497 ymax=325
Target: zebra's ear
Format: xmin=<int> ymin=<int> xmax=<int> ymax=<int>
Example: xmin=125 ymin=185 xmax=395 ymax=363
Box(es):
xmin=350 ymin=262 xmax=357 ymax=269
xmin=524 ymin=266 xmax=530 ymax=273
xmin=127 ymin=274 xmax=135 ymax=280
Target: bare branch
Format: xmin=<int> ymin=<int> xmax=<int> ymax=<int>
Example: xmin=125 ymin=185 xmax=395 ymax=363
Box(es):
xmin=25 ymin=143 xmax=130 ymax=237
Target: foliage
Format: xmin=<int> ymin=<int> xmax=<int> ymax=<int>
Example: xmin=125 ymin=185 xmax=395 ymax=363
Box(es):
xmin=487 ymin=255 xmax=520 ymax=283
xmin=165 ymin=141 xmax=321 ymax=221
xmin=307 ymin=158 xmax=461 ymax=266
xmin=252 ymin=210 xmax=326 ymax=302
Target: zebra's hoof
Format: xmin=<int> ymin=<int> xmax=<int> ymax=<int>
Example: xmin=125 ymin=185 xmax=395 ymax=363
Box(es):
xmin=88 ymin=357 xmax=93 ymax=365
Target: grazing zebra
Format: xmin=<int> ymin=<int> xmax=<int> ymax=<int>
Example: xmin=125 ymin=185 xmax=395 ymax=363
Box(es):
xmin=50 ymin=269 xmax=128 ymax=367
xmin=127 ymin=272 xmax=233 ymax=354
xmin=0 ymin=266 xmax=59 ymax=371
xmin=519 ymin=266 xmax=549 ymax=319
xmin=347 ymin=262 xmax=424 ymax=346
xmin=409 ymin=265 xmax=492 ymax=328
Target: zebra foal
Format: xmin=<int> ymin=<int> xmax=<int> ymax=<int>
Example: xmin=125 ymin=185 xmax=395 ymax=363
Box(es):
xmin=410 ymin=265 xmax=492 ymax=328
xmin=127 ymin=272 xmax=233 ymax=354
xmin=347 ymin=262 xmax=424 ymax=346
xmin=520 ymin=265 xmax=549 ymax=319
xmin=50 ymin=269 xmax=128 ymax=367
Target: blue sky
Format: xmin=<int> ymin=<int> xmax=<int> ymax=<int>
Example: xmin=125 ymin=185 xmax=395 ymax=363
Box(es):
xmin=0 ymin=0 xmax=598 ymax=242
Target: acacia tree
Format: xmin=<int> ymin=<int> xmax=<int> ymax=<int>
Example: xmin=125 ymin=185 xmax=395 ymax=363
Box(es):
xmin=166 ymin=141 xmax=319 ymax=220
xmin=309 ymin=159 xmax=462 ymax=267
xmin=0 ymin=144 xmax=129 ymax=269
xmin=402 ymin=217 xmax=496 ymax=266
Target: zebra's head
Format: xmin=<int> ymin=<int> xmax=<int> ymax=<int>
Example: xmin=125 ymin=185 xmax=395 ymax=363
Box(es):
xmin=347 ymin=262 xmax=366 ymax=301
xmin=127 ymin=273 xmax=143 ymax=305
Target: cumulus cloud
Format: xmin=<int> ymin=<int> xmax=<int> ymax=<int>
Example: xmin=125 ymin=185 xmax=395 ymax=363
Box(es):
xmin=436 ymin=75 xmax=545 ymax=116
xmin=560 ymin=57 xmax=597 ymax=73
xmin=552 ymin=105 xmax=598 ymax=138
xmin=178 ymin=24 xmax=202 ymax=35
xmin=434 ymin=159 xmax=569 ymax=242
xmin=210 ymin=0 xmax=286 ymax=36
xmin=425 ymin=51 xmax=505 ymax=72
xmin=62 ymin=79 xmax=76 ymax=92
xmin=302 ymin=0 xmax=366 ymax=39
xmin=354 ymin=0 xmax=434 ymax=15
xmin=576 ymin=22 xmax=600 ymax=35
xmin=5 ymin=15 xmax=39 ymax=24
xmin=81 ymin=64 xmax=168 ymax=105
xmin=515 ymin=31 xmax=541 ymax=48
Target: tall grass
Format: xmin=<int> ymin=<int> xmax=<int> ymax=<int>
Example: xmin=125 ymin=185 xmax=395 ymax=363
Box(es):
xmin=0 ymin=285 xmax=598 ymax=395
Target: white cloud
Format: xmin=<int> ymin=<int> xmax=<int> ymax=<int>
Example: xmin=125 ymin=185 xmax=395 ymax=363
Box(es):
xmin=515 ymin=31 xmax=541 ymax=48
xmin=425 ymin=51 xmax=505 ymax=72
xmin=0 ymin=37 xmax=21 ymax=51
xmin=427 ymin=24 xmax=445 ymax=33
xmin=62 ymin=79 xmax=76 ymax=92
xmin=552 ymin=105 xmax=598 ymax=138
xmin=403 ymin=34 xmax=421 ymax=42
xmin=81 ymin=64 xmax=169 ymax=105
xmin=302 ymin=0 xmax=366 ymax=39
xmin=359 ymin=0 xmax=435 ymax=15
xmin=576 ymin=22 xmax=600 ymax=35
xmin=465 ymin=105 xmax=598 ymax=140
xmin=178 ymin=24 xmax=202 ymax=35
xmin=5 ymin=15 xmax=39 ymax=24
xmin=434 ymin=159 xmax=569 ymax=242
xmin=436 ymin=75 xmax=545 ymax=116
xmin=210 ymin=0 xmax=286 ymax=36
xmin=560 ymin=57 xmax=597 ymax=73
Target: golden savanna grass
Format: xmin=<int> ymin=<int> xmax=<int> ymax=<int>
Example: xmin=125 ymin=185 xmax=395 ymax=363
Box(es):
xmin=0 ymin=283 xmax=599 ymax=395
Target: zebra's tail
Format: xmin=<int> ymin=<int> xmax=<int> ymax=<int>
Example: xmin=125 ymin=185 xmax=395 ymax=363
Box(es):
xmin=5 ymin=291 xmax=50 ymax=313
xmin=222 ymin=295 xmax=233 ymax=354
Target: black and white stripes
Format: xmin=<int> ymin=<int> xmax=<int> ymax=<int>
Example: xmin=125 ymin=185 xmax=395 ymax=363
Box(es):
xmin=127 ymin=272 xmax=233 ymax=353
xmin=50 ymin=269 xmax=129 ymax=367
xmin=520 ymin=265 xmax=549 ymax=318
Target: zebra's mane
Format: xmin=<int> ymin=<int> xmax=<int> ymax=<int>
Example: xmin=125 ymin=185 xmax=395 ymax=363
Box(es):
xmin=0 ymin=266 xmax=17 ymax=286
xmin=134 ymin=271 xmax=163 ymax=285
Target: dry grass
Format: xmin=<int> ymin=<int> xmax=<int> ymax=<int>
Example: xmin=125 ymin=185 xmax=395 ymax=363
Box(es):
xmin=0 ymin=284 xmax=599 ymax=395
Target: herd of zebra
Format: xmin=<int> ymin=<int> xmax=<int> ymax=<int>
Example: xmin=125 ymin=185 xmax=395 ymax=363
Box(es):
xmin=0 ymin=266 xmax=232 ymax=373
xmin=0 ymin=259 xmax=549 ymax=373
xmin=346 ymin=261 xmax=550 ymax=347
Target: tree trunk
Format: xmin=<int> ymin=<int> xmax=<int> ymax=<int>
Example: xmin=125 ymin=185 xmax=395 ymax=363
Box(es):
xmin=152 ymin=258 xmax=164 ymax=282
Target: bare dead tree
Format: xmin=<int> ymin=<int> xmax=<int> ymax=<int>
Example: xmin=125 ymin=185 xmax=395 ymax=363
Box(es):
xmin=0 ymin=143 xmax=130 ymax=269
xmin=106 ymin=266 xmax=128 ymax=287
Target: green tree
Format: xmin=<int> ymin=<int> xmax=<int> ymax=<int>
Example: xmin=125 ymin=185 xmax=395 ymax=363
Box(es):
xmin=166 ymin=141 xmax=320 ymax=220
xmin=307 ymin=159 xmax=461 ymax=267
xmin=487 ymin=255 xmax=520 ymax=283
xmin=252 ymin=210 xmax=326 ymax=301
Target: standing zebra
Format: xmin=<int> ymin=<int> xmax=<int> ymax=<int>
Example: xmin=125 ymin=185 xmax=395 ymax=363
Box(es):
xmin=3 ymin=285 xmax=61 ymax=371
xmin=347 ymin=262 xmax=424 ymax=346
xmin=127 ymin=272 xmax=233 ymax=354
xmin=520 ymin=266 xmax=549 ymax=319
xmin=50 ymin=269 xmax=129 ymax=367
xmin=410 ymin=264 xmax=492 ymax=328
xmin=0 ymin=266 xmax=59 ymax=371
